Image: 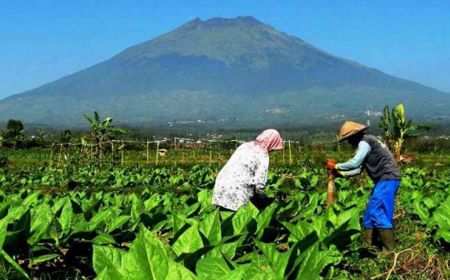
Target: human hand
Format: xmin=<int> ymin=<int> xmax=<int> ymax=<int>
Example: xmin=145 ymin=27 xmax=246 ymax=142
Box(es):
xmin=326 ymin=159 xmax=337 ymax=170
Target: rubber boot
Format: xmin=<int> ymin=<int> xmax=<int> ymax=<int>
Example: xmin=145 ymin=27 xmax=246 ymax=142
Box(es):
xmin=363 ymin=229 xmax=374 ymax=246
xmin=378 ymin=229 xmax=395 ymax=251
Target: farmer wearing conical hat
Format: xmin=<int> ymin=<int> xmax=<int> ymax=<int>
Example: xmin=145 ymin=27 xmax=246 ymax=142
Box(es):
xmin=327 ymin=121 xmax=400 ymax=251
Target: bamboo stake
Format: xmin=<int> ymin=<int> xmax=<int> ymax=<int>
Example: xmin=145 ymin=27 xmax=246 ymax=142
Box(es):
xmin=327 ymin=173 xmax=335 ymax=208
xmin=288 ymin=140 xmax=293 ymax=165
xmin=50 ymin=143 xmax=54 ymax=163
xmin=121 ymin=141 xmax=124 ymax=165
xmin=155 ymin=141 xmax=160 ymax=165
xmin=111 ymin=141 xmax=114 ymax=163
xmin=67 ymin=143 xmax=70 ymax=162
xmin=80 ymin=143 xmax=84 ymax=163
xmin=146 ymin=139 xmax=150 ymax=164
xmin=58 ymin=144 xmax=63 ymax=165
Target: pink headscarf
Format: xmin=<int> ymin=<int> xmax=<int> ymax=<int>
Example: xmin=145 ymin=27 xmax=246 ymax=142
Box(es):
xmin=254 ymin=129 xmax=284 ymax=152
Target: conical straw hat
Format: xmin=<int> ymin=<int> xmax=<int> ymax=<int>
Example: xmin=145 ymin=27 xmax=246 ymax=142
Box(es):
xmin=339 ymin=121 xmax=368 ymax=142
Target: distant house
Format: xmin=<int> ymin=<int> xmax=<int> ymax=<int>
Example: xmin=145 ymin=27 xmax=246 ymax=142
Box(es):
xmin=183 ymin=141 xmax=205 ymax=149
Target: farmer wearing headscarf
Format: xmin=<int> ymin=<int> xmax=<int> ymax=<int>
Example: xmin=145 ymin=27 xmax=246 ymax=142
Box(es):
xmin=212 ymin=129 xmax=284 ymax=211
xmin=328 ymin=121 xmax=400 ymax=251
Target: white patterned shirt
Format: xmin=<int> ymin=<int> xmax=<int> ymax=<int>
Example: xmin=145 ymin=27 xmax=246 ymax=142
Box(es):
xmin=212 ymin=142 xmax=269 ymax=211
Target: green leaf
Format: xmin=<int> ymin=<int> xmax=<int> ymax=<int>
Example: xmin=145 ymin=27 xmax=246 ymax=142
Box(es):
xmin=302 ymin=193 xmax=319 ymax=217
xmin=52 ymin=198 xmax=67 ymax=213
xmin=88 ymin=209 xmax=112 ymax=231
xmin=255 ymin=241 xmax=290 ymax=278
xmin=295 ymin=243 xmax=341 ymax=280
xmin=49 ymin=218 xmax=62 ymax=247
xmin=231 ymin=203 xmax=258 ymax=235
xmin=255 ymin=204 xmax=277 ymax=239
xmin=22 ymin=192 xmax=41 ymax=208
xmin=206 ymin=237 xmax=244 ymax=260
xmin=216 ymin=268 xmax=247 ymax=280
xmin=1 ymin=250 xmax=30 ymax=279
xmin=197 ymin=189 xmax=213 ymax=209
xmin=93 ymin=233 xmax=116 ymax=245
xmin=144 ymin=194 xmax=161 ymax=212
xmin=431 ymin=199 xmax=450 ymax=242
xmin=172 ymin=224 xmax=204 ymax=256
xmin=199 ymin=209 xmax=222 ymax=245
xmin=130 ymin=195 xmax=144 ymax=223
xmin=123 ymin=228 xmax=171 ymax=279
xmin=435 ymin=229 xmax=450 ymax=243
xmin=167 ymin=261 xmax=197 ymax=280
xmin=0 ymin=217 xmax=9 ymax=249
xmin=93 ymin=245 xmax=125 ymax=279
xmin=196 ymin=256 xmax=230 ymax=279
xmin=28 ymin=203 xmax=52 ymax=245
xmin=29 ymin=253 xmax=60 ymax=265
xmin=58 ymin=199 xmax=73 ymax=235
xmin=107 ymin=215 xmax=129 ymax=232
xmin=282 ymin=221 xmax=314 ymax=242
xmin=93 ymin=228 xmax=193 ymax=280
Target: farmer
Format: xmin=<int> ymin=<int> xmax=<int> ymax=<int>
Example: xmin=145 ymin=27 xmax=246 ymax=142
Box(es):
xmin=328 ymin=121 xmax=400 ymax=251
xmin=212 ymin=129 xmax=284 ymax=211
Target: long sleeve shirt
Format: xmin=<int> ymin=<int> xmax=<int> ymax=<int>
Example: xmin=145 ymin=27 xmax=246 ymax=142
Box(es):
xmin=336 ymin=135 xmax=400 ymax=182
xmin=212 ymin=142 xmax=269 ymax=211
xmin=336 ymin=141 xmax=371 ymax=177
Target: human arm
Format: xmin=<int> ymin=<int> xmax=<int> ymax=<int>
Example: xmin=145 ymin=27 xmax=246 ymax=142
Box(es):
xmin=337 ymin=167 xmax=362 ymax=177
xmin=250 ymin=156 xmax=269 ymax=196
xmin=336 ymin=141 xmax=371 ymax=171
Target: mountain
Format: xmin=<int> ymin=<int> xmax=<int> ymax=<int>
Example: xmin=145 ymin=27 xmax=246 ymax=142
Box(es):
xmin=1 ymin=16 xmax=449 ymax=127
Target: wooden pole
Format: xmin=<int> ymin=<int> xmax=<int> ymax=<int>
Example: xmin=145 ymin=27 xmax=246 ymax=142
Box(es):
xmin=58 ymin=144 xmax=63 ymax=164
xmin=146 ymin=139 xmax=150 ymax=164
xmin=111 ymin=141 xmax=114 ymax=163
xmin=50 ymin=143 xmax=54 ymax=163
xmin=327 ymin=174 xmax=335 ymax=208
xmin=155 ymin=141 xmax=160 ymax=165
xmin=121 ymin=141 xmax=124 ymax=165
xmin=288 ymin=140 xmax=293 ymax=165
xmin=66 ymin=143 xmax=70 ymax=162
xmin=80 ymin=143 xmax=84 ymax=163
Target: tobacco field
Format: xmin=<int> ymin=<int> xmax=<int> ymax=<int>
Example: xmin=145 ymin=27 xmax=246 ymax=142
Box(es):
xmin=0 ymin=149 xmax=449 ymax=280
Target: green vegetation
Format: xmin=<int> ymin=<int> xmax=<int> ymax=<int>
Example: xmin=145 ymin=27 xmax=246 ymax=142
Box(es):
xmin=0 ymin=109 xmax=449 ymax=279
xmin=380 ymin=103 xmax=430 ymax=162
xmin=0 ymin=146 xmax=449 ymax=279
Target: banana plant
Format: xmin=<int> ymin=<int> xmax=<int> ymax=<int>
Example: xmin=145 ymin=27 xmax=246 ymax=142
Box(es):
xmin=379 ymin=103 xmax=430 ymax=162
xmin=84 ymin=111 xmax=129 ymax=155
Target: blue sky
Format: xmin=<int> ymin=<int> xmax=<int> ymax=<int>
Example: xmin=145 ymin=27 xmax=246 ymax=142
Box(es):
xmin=1 ymin=0 xmax=449 ymax=99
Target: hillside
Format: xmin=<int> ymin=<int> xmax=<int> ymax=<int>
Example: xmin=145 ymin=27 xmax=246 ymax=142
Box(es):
xmin=0 ymin=16 xmax=449 ymax=126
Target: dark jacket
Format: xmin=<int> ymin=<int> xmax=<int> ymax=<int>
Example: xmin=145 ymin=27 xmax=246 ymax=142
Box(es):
xmin=362 ymin=135 xmax=400 ymax=183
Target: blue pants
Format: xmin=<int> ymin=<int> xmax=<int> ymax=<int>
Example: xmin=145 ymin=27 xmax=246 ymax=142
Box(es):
xmin=363 ymin=179 xmax=400 ymax=229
